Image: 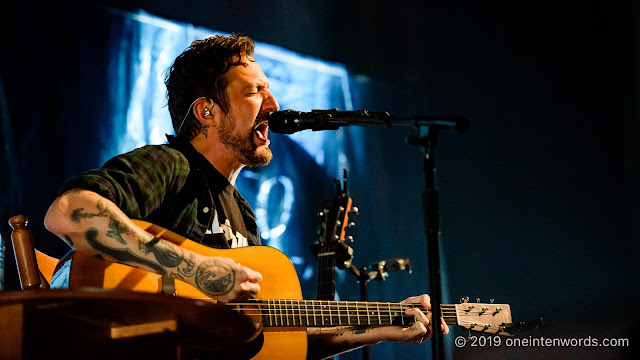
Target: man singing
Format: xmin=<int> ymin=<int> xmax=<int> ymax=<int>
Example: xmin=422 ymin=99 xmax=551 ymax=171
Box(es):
xmin=44 ymin=34 xmax=447 ymax=359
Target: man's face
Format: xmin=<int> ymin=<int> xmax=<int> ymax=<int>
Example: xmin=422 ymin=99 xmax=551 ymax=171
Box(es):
xmin=217 ymin=57 xmax=279 ymax=167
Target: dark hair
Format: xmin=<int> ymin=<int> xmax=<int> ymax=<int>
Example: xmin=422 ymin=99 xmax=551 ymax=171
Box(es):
xmin=165 ymin=34 xmax=255 ymax=139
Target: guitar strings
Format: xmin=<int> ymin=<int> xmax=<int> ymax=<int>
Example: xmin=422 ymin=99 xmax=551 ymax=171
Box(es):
xmin=228 ymin=301 xmax=458 ymax=312
xmin=316 ymin=244 xmax=337 ymax=300
xmin=227 ymin=301 xmax=502 ymax=316
xmin=220 ymin=301 xmax=506 ymax=329
xmin=225 ymin=305 xmax=492 ymax=315
xmin=226 ymin=301 xmax=459 ymax=320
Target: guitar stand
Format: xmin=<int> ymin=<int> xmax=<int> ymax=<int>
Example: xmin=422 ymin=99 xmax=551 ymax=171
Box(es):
xmin=347 ymin=257 xmax=412 ymax=304
xmin=346 ymin=258 xmax=412 ymax=360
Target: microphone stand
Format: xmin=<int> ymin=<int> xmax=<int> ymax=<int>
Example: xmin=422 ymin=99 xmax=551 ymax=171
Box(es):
xmin=267 ymin=109 xmax=469 ymax=134
xmin=408 ymin=130 xmax=444 ymax=360
xmin=270 ymin=109 xmax=468 ymax=360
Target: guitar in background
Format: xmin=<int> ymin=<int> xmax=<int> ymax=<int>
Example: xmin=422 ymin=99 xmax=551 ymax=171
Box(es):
xmin=311 ymin=170 xmax=357 ymax=301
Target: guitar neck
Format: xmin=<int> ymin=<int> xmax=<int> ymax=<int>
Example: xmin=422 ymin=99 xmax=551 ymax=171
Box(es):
xmin=231 ymin=300 xmax=458 ymax=328
xmin=316 ymin=247 xmax=337 ymax=301
xmin=315 ymin=175 xmax=354 ymax=302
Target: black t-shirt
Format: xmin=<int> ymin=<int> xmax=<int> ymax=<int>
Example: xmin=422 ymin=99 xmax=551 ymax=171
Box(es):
xmin=203 ymin=182 xmax=250 ymax=248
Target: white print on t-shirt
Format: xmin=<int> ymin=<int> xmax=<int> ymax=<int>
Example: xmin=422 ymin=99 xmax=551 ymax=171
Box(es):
xmin=222 ymin=218 xmax=248 ymax=248
xmin=207 ymin=209 xmax=248 ymax=248
xmin=209 ymin=210 xmax=223 ymax=234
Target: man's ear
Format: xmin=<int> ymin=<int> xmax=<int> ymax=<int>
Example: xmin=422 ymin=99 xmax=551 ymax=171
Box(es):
xmin=193 ymin=98 xmax=219 ymax=126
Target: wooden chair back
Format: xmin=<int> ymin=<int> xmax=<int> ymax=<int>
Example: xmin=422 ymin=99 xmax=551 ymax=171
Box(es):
xmin=9 ymin=215 xmax=58 ymax=289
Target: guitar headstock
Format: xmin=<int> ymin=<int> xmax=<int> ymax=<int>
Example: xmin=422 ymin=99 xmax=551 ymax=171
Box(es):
xmin=454 ymin=302 xmax=514 ymax=337
xmin=314 ymin=169 xmax=357 ymax=268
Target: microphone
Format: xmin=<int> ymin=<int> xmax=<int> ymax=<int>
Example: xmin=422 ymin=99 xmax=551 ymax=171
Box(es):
xmin=267 ymin=109 xmax=469 ymax=134
xmin=266 ymin=109 xmax=343 ymax=134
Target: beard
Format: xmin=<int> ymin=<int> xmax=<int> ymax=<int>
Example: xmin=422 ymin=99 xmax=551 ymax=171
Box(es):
xmin=218 ymin=113 xmax=272 ymax=167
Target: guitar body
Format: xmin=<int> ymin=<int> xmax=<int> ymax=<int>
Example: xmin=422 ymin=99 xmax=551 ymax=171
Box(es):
xmin=64 ymin=220 xmax=517 ymax=358
xmin=68 ymin=220 xmax=307 ymax=360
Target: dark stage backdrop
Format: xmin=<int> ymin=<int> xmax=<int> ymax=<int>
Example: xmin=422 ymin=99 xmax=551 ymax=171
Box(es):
xmin=0 ymin=4 xmax=444 ymax=359
xmin=1 ymin=1 xmax=637 ymax=360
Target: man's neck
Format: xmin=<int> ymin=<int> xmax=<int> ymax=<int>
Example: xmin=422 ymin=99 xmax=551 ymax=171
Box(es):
xmin=190 ymin=135 xmax=244 ymax=185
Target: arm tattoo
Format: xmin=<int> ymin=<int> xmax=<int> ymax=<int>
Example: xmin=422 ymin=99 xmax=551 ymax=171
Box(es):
xmin=331 ymin=327 xmax=371 ymax=338
xmin=139 ymin=237 xmax=184 ymax=267
xmin=63 ymin=235 xmax=74 ymax=246
xmin=307 ymin=327 xmax=366 ymax=358
xmin=72 ymin=201 xmax=229 ymax=295
xmin=195 ymin=258 xmax=235 ymax=296
xmin=172 ymin=253 xmax=196 ymax=280
xmin=70 ymin=207 xmax=102 ymax=223
xmin=84 ymin=227 xmax=166 ymax=275
xmin=332 ymin=328 xmax=348 ymax=337
xmin=70 ymin=201 xmax=131 ymax=245
xmin=73 ymin=201 xmax=187 ymax=275
xmin=145 ymin=237 xmax=160 ymax=248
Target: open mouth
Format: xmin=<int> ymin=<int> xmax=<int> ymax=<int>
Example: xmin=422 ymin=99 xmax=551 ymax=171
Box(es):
xmin=254 ymin=121 xmax=270 ymax=144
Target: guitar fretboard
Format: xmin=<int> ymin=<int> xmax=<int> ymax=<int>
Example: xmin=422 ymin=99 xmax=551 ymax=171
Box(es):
xmin=230 ymin=300 xmax=459 ymax=328
xmin=316 ymin=249 xmax=337 ymax=301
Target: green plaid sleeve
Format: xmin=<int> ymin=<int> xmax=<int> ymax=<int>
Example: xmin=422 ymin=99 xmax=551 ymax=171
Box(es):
xmin=60 ymin=145 xmax=191 ymax=219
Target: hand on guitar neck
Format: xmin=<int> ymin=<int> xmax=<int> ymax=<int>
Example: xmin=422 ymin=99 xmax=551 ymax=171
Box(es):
xmin=44 ymin=189 xmax=263 ymax=303
xmin=398 ymin=294 xmax=450 ymax=343
xmin=307 ymin=294 xmax=449 ymax=360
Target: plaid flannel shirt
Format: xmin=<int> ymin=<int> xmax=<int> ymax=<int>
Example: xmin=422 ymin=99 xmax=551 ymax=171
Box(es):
xmin=59 ymin=135 xmax=261 ymax=248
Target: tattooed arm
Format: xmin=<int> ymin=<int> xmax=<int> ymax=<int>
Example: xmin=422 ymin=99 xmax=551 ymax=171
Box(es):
xmin=306 ymin=295 xmax=449 ymax=360
xmin=44 ymin=189 xmax=262 ymax=303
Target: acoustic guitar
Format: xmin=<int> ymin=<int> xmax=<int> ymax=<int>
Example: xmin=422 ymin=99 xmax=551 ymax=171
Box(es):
xmin=312 ymin=170 xmax=356 ymax=301
xmin=67 ymin=220 xmax=514 ymax=359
